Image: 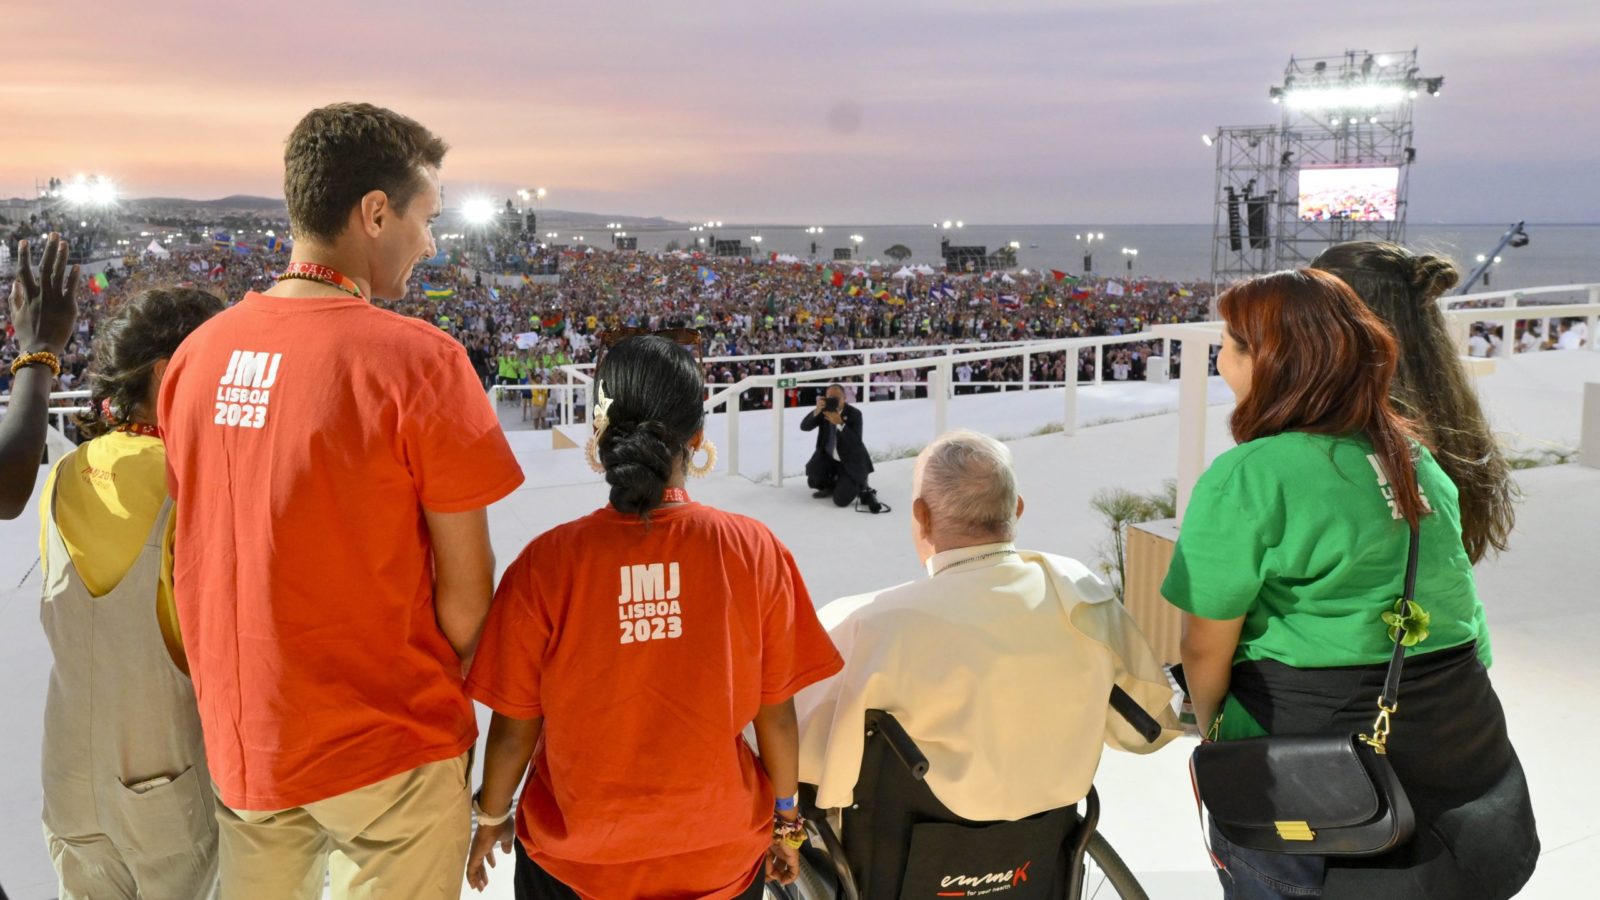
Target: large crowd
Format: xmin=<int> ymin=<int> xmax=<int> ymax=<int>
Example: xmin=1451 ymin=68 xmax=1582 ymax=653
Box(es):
xmin=2 ymin=239 xmax=1217 ymax=422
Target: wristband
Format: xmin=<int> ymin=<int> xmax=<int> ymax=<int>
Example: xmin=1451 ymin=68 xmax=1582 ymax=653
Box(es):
xmin=775 ymin=793 xmax=799 ymax=813
xmin=472 ymin=790 xmax=515 ymax=827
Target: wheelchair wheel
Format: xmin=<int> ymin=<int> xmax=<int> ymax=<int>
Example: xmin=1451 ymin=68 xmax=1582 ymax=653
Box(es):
xmin=1079 ymin=831 xmax=1148 ymax=900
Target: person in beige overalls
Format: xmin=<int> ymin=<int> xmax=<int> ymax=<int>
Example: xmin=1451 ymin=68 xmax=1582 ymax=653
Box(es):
xmin=37 ymin=287 xmax=225 ymax=899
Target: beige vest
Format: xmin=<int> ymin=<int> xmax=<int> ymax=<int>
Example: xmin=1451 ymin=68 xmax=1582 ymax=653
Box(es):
xmin=40 ymin=464 xmax=214 ymax=860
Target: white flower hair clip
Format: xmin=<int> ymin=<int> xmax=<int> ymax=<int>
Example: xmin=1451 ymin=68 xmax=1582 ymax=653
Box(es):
xmin=593 ymin=379 xmax=613 ymax=424
xmin=586 ymin=380 xmax=612 ymax=475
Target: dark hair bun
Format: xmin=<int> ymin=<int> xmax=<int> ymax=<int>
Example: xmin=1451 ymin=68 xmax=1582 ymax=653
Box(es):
xmin=1409 ymin=254 xmax=1460 ymax=300
xmin=599 ymin=418 xmax=676 ymax=517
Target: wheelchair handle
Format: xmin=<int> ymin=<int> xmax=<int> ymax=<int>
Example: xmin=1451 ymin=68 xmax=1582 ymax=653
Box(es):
xmin=867 ymin=711 xmax=930 ymax=780
xmin=1109 ymin=685 xmax=1164 ymax=744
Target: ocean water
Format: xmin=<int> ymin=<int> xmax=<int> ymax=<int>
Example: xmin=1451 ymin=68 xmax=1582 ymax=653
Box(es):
xmin=546 ymin=222 xmax=1598 ymax=291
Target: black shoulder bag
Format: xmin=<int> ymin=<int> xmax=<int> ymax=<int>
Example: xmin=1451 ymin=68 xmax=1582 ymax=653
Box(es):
xmin=1188 ymin=524 xmax=1420 ymax=856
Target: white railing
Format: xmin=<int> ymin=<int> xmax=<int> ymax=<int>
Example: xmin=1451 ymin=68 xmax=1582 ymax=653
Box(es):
xmin=0 ymin=389 xmax=92 ymax=433
xmin=693 ymin=332 xmax=1173 ymax=485
xmin=1437 ymin=283 xmax=1600 ymax=360
xmin=506 ymin=332 xmax=1173 ymax=482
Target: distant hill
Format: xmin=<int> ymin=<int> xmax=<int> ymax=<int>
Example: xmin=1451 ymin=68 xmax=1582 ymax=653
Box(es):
xmin=118 ymin=196 xmax=684 ymax=229
xmin=537 ymin=209 xmax=687 ymax=230
xmin=130 ymin=195 xmax=288 ymax=213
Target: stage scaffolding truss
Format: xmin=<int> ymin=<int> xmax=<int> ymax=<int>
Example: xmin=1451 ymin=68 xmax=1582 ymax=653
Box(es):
xmin=1210 ymin=49 xmax=1442 ymax=286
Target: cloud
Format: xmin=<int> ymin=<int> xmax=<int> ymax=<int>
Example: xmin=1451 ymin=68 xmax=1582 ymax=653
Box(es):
xmin=0 ymin=0 xmax=1592 ymax=222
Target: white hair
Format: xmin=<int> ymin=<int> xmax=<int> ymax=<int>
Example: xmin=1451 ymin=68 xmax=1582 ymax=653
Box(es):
xmin=914 ymin=430 xmax=1018 ymax=541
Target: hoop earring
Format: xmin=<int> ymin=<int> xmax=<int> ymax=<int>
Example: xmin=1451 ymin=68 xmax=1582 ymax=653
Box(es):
xmin=586 ymin=420 xmax=607 ymax=475
xmin=687 ymin=439 xmax=718 ymax=478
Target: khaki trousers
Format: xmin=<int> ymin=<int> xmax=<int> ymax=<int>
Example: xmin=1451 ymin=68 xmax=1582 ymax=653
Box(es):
xmin=44 ymin=823 xmax=218 ymax=900
xmin=215 ymin=753 xmax=470 ymax=899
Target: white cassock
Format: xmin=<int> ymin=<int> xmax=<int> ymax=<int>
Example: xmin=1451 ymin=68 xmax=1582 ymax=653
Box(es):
xmin=795 ymin=542 xmax=1180 ymax=823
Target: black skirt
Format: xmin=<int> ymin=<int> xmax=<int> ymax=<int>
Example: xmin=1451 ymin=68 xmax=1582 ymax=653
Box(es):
xmin=1229 ymin=642 xmax=1539 ymax=900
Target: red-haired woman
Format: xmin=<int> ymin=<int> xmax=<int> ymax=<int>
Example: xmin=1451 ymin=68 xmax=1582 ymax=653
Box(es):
xmin=1162 ymin=270 xmax=1536 ymax=899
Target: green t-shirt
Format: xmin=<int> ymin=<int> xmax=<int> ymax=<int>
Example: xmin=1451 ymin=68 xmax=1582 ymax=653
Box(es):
xmin=1162 ymin=432 xmax=1492 ymax=738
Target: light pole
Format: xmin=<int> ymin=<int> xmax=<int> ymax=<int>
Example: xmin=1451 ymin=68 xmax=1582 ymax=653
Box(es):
xmin=850 ymin=234 xmax=864 ymax=259
xmin=806 ymin=226 xmax=824 ymax=258
xmin=1121 ymin=247 xmax=1138 ymax=273
xmin=1076 ymin=232 xmax=1105 ymax=273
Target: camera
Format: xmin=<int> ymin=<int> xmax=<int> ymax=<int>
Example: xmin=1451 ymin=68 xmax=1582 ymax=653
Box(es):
xmin=824 ymin=397 xmax=840 ymax=412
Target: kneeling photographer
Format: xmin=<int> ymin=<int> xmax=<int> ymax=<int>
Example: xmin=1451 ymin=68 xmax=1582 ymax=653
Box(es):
xmin=801 ymin=384 xmax=886 ymax=513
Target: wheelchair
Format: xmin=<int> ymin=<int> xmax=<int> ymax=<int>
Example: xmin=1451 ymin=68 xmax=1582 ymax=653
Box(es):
xmin=772 ymin=687 xmax=1162 ymax=900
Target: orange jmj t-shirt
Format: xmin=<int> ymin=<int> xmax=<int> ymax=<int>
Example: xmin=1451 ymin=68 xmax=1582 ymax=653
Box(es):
xmin=465 ymin=502 xmax=843 ymax=900
xmin=159 ymin=291 xmax=525 ymax=811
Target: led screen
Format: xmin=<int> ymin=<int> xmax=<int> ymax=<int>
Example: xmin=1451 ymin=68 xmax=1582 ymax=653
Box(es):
xmin=1297 ymin=167 xmax=1400 ymax=222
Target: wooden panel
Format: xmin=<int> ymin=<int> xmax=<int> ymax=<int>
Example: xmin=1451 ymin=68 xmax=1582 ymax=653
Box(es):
xmin=1124 ymin=518 xmax=1183 ymax=666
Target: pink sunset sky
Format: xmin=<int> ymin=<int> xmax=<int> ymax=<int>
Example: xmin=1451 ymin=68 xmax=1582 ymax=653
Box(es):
xmin=4 ymin=0 xmax=1595 ymax=223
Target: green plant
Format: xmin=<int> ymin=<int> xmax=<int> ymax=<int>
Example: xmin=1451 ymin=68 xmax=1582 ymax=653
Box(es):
xmin=1090 ymin=480 xmax=1177 ymax=602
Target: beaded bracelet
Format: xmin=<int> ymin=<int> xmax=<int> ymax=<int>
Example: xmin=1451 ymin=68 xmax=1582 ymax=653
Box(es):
xmin=11 ymin=351 xmax=61 ymax=378
xmin=773 ymin=815 xmax=808 ymax=850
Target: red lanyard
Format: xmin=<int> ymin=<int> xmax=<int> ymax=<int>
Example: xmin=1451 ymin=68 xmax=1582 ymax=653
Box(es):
xmin=277 ymin=262 xmax=365 ymax=300
xmin=118 ymin=422 xmax=162 ymax=440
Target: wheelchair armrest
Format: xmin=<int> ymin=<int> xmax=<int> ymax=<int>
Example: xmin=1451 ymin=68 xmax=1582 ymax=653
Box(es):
xmin=1109 ymin=685 xmax=1164 ymax=744
xmin=866 ymin=709 xmax=929 ymax=780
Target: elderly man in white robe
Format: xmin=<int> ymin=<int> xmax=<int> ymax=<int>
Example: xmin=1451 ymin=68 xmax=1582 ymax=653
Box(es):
xmin=797 ymin=430 xmax=1179 ymax=823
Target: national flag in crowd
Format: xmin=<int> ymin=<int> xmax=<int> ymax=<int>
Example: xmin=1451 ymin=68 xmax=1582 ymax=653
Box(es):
xmin=1177 ymin=288 xmax=1193 ymax=297
xmin=847 ymin=285 xmax=861 ymax=297
xmin=233 ymin=243 xmax=252 ymax=255
xmin=652 ymin=274 xmax=669 ymax=288
xmin=423 ymin=282 xmax=455 ymax=299
xmin=211 ymin=232 xmax=232 ymax=250
xmin=521 ymin=274 xmax=533 ymax=286
xmin=1105 ymin=281 xmax=1126 ymax=297
xmin=264 ymin=235 xmax=288 ymax=252
xmin=997 ymin=294 xmax=1021 ymax=310
xmin=1050 ymin=270 xmax=1080 ymax=283
xmin=697 ymin=266 xmax=719 ymax=284
xmin=88 ymin=272 xmax=109 ymax=294
xmin=489 ymin=287 xmax=501 ymax=302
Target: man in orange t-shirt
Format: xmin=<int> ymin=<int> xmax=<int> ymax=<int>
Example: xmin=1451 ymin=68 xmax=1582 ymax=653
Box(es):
xmin=159 ymin=103 xmax=524 ymax=899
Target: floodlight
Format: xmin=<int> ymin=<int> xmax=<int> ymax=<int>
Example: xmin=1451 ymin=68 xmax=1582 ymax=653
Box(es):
xmin=461 ymin=197 xmax=497 ymax=225
xmin=942 ymin=220 xmax=953 ymax=229
xmin=536 ymin=187 xmax=547 ymax=199
xmin=1377 ymin=55 xmax=1391 ymax=67
xmin=1201 ymin=133 xmax=1214 ymax=147
xmin=1284 ymin=84 xmax=1406 ymax=110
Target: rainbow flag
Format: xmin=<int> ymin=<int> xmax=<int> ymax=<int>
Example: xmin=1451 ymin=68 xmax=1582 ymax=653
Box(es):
xmin=422 ymin=283 xmax=455 ymax=299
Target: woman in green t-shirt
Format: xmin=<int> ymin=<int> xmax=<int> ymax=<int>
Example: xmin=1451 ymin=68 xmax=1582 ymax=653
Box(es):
xmin=1163 ymin=269 xmax=1536 ymax=900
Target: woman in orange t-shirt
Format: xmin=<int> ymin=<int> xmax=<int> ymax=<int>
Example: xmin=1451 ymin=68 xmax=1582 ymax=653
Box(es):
xmin=465 ymin=334 xmax=843 ymax=899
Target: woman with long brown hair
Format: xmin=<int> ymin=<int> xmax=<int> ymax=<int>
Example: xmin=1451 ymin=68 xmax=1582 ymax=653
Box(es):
xmin=1311 ymin=241 xmax=1516 ymax=564
xmin=1162 ymin=269 xmax=1536 ymax=899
